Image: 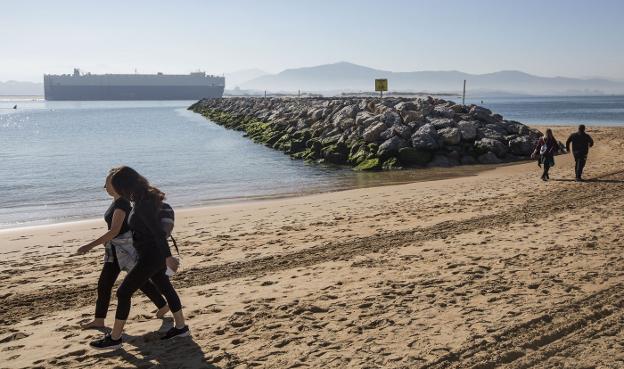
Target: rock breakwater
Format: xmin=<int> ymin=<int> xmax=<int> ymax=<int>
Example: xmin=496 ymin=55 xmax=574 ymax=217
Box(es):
xmin=189 ymin=97 xmax=543 ymax=170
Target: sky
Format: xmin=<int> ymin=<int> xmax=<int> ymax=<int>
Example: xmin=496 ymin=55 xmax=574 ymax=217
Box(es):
xmin=2 ymin=0 xmax=624 ymax=82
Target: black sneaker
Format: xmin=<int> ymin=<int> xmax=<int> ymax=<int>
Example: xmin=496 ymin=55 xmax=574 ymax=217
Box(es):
xmin=161 ymin=325 xmax=190 ymax=340
xmin=90 ymin=333 xmax=122 ymax=350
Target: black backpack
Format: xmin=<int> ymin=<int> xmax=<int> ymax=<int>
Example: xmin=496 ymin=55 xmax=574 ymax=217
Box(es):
xmin=160 ymin=202 xmax=179 ymax=255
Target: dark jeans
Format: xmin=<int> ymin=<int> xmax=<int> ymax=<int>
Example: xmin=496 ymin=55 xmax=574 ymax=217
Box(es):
xmin=573 ymin=151 xmax=587 ymax=179
xmin=115 ymin=253 xmax=182 ymax=320
xmin=95 ymin=251 xmax=167 ymax=318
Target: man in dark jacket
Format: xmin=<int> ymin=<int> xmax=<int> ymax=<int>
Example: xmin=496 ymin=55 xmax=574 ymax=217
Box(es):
xmin=566 ymin=124 xmax=594 ymax=181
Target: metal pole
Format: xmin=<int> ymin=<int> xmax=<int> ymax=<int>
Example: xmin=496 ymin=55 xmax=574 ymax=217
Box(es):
xmin=462 ymin=80 xmax=466 ymax=105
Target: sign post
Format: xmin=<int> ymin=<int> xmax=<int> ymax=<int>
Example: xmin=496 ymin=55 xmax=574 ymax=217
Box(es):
xmin=375 ymin=79 xmax=388 ymax=98
xmin=462 ymin=80 xmax=466 ymax=105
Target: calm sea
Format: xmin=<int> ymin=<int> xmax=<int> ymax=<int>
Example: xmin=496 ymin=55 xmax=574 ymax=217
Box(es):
xmin=1 ymin=95 xmax=623 ymax=229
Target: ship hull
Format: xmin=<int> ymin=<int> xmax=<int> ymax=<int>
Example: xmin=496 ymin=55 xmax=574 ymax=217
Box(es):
xmin=44 ymin=85 xmax=224 ymax=101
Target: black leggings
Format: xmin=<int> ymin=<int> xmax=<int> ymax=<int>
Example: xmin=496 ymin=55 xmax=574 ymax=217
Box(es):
xmin=95 ymin=253 xmax=167 ymax=319
xmin=542 ymin=161 xmax=551 ymax=178
xmin=115 ymin=254 xmax=182 ymax=320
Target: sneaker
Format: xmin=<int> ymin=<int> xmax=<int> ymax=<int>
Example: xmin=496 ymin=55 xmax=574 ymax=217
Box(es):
xmin=161 ymin=325 xmax=190 ymax=340
xmin=90 ymin=333 xmax=122 ymax=351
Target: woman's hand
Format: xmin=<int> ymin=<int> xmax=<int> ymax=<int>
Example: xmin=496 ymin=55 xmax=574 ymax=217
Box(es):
xmin=76 ymin=245 xmax=93 ymax=255
xmin=166 ymin=256 xmax=179 ymax=273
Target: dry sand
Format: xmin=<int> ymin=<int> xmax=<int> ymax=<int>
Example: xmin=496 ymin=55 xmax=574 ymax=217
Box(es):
xmin=1 ymin=126 xmax=623 ymax=369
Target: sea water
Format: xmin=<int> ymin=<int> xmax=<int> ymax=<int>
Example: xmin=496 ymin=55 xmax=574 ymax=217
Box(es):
xmin=1 ymin=96 xmax=623 ymax=228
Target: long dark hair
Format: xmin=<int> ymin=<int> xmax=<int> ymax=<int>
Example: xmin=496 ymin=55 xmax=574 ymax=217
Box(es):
xmin=545 ymin=128 xmax=556 ymax=142
xmin=110 ymin=166 xmax=165 ymax=205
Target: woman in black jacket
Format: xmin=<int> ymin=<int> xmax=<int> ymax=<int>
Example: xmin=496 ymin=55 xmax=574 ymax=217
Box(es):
xmin=90 ymin=166 xmax=189 ymax=350
xmin=77 ymin=168 xmax=170 ymax=330
xmin=531 ymin=128 xmax=559 ymax=181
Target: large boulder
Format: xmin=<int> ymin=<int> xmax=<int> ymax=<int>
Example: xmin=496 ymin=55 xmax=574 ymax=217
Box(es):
xmin=428 ymin=154 xmax=455 ymax=167
xmin=458 ymin=120 xmax=478 ymax=141
xmin=321 ymin=143 xmax=349 ymax=164
xmin=478 ymin=152 xmax=502 ymax=164
xmin=310 ymin=109 xmax=324 ymax=120
xmin=460 ymin=155 xmax=478 ymax=165
xmin=394 ymin=101 xmax=418 ymax=111
xmin=485 ymin=123 xmax=509 ymax=136
xmin=410 ymin=123 xmax=440 ymax=150
xmin=478 ymin=126 xmax=505 ymax=141
xmin=508 ymin=136 xmax=535 ymax=156
xmin=355 ymin=158 xmax=382 ymax=171
xmin=382 ymin=157 xmax=401 ymax=170
xmin=475 ymin=138 xmax=508 ymax=157
xmin=362 ymin=122 xmax=386 ymax=142
xmin=355 ymin=111 xmax=375 ymax=127
xmin=430 ymin=118 xmax=456 ymax=130
xmin=336 ymin=118 xmax=355 ymax=130
xmin=377 ymin=136 xmax=408 ymax=159
xmin=392 ymin=124 xmax=412 ymax=139
xmin=381 ymin=110 xmax=402 ymax=126
xmin=438 ymin=127 xmax=461 ymax=145
xmin=379 ymin=128 xmax=395 ymax=141
xmin=469 ymin=105 xmax=493 ymax=122
xmin=398 ymin=147 xmax=432 ymax=165
xmin=433 ymin=106 xmax=455 ymax=118
xmin=449 ymin=104 xmax=468 ymax=114
xmin=401 ymin=110 xmax=424 ymax=125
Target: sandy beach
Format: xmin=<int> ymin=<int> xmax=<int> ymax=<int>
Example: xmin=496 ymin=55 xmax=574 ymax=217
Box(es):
xmin=1 ymin=126 xmax=623 ymax=368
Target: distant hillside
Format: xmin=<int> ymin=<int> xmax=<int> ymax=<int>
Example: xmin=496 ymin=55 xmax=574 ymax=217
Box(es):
xmin=0 ymin=81 xmax=43 ymax=95
xmin=241 ymin=62 xmax=624 ymax=95
xmin=225 ymin=69 xmax=269 ymax=88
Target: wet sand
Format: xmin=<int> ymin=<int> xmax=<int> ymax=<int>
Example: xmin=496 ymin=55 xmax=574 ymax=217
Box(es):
xmin=1 ymin=126 xmax=623 ymax=368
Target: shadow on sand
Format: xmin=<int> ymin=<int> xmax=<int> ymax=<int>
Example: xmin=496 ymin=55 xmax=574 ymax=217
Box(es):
xmin=550 ymin=178 xmax=624 ymax=184
xmin=97 ymin=318 xmax=218 ymax=368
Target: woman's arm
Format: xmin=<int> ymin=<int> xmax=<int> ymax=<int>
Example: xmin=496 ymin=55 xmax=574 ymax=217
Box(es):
xmin=76 ymin=209 xmax=126 ymax=255
xmin=531 ymin=138 xmax=544 ymax=158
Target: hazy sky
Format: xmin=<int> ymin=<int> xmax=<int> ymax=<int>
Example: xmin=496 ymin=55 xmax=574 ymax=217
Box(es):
xmin=3 ymin=0 xmax=624 ymax=82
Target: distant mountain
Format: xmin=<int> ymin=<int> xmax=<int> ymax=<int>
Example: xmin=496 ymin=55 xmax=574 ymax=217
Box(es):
xmin=225 ymin=69 xmax=269 ymax=88
xmin=0 ymin=81 xmax=43 ymax=95
xmin=240 ymin=62 xmax=624 ymax=95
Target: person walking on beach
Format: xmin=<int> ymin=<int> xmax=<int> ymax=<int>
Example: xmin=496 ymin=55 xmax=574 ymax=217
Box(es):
xmin=531 ymin=128 xmax=559 ymax=181
xmin=566 ymin=124 xmax=594 ymax=181
xmin=76 ymin=168 xmax=171 ymax=329
xmin=89 ymin=166 xmax=189 ymax=350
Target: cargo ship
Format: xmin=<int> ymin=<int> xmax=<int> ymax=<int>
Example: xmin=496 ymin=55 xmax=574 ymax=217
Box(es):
xmin=44 ymin=69 xmax=225 ymax=100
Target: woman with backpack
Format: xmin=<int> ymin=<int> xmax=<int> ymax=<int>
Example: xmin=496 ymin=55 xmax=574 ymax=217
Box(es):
xmin=76 ymin=168 xmax=170 ymax=329
xmin=89 ymin=166 xmax=189 ymax=350
xmin=531 ymin=128 xmax=559 ymax=181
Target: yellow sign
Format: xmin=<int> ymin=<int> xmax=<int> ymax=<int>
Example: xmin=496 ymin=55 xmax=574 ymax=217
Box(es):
xmin=375 ymin=79 xmax=388 ymax=92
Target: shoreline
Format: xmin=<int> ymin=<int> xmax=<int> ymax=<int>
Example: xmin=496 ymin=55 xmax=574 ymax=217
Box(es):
xmin=0 ymin=162 xmax=500 ymax=233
